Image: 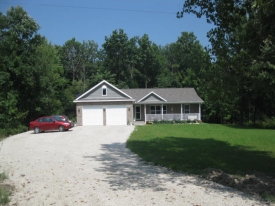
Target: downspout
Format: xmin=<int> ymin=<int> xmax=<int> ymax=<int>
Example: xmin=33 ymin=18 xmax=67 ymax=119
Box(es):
xmin=181 ymin=104 xmax=182 ymax=120
xmin=144 ymin=104 xmax=147 ymax=123
xmin=199 ymin=103 xmax=201 ymax=121
xmin=161 ymin=104 xmax=163 ymax=120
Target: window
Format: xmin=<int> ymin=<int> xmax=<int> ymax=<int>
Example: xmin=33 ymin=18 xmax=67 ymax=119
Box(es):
xmin=163 ymin=105 xmax=167 ymax=114
xmin=102 ymin=85 xmax=107 ymax=96
xmin=47 ymin=117 xmax=54 ymax=122
xmin=135 ymin=106 xmax=141 ymax=120
xmin=184 ymin=104 xmax=190 ymax=114
xmin=150 ymin=105 xmax=166 ymax=114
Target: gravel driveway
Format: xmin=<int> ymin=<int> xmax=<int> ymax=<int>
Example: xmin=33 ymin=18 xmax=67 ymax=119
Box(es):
xmin=0 ymin=126 xmax=268 ymax=206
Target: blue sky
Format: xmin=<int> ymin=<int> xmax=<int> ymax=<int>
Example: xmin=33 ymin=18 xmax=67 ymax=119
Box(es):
xmin=0 ymin=0 xmax=214 ymax=48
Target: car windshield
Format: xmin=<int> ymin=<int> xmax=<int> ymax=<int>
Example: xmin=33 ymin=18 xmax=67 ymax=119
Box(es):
xmin=53 ymin=115 xmax=68 ymax=122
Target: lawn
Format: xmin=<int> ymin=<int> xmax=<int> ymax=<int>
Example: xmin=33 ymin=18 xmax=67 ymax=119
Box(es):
xmin=126 ymin=124 xmax=275 ymax=177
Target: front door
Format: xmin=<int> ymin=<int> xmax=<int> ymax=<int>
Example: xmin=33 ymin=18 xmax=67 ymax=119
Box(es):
xmin=135 ymin=106 xmax=141 ymax=120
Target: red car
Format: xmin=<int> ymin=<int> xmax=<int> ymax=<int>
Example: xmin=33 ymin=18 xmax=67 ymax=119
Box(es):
xmin=30 ymin=116 xmax=73 ymax=134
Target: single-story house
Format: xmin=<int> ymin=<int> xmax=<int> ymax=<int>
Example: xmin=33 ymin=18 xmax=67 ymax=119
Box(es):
xmin=73 ymin=80 xmax=203 ymax=126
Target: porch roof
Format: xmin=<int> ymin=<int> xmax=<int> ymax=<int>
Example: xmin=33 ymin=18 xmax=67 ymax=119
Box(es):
xmin=121 ymin=88 xmax=203 ymax=104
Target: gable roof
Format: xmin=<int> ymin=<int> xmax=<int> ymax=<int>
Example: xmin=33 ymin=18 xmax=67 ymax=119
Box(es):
xmin=121 ymin=88 xmax=203 ymax=104
xmin=137 ymin=91 xmax=167 ymax=102
xmin=73 ymin=80 xmax=134 ymax=103
xmin=74 ymin=80 xmax=203 ymax=104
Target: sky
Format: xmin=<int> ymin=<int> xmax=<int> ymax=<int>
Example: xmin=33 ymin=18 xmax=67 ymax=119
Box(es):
xmin=0 ymin=0 xmax=214 ymax=48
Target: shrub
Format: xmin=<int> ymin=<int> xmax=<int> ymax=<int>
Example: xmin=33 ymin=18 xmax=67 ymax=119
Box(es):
xmin=244 ymin=117 xmax=275 ymax=129
xmin=0 ymin=124 xmax=28 ymax=138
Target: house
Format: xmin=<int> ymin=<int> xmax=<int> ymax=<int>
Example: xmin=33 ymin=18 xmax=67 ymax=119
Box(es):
xmin=73 ymin=80 xmax=203 ymax=126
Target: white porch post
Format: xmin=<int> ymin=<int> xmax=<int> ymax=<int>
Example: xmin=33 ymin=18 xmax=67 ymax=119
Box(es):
xmin=161 ymin=104 xmax=163 ymax=120
xmin=199 ymin=103 xmax=201 ymax=120
xmin=181 ymin=104 xmax=183 ymax=120
xmin=144 ymin=104 xmax=147 ymax=122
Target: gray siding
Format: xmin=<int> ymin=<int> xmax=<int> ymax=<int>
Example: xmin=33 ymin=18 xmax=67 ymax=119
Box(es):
xmin=140 ymin=94 xmax=165 ymax=102
xmin=81 ymin=84 xmax=130 ymax=100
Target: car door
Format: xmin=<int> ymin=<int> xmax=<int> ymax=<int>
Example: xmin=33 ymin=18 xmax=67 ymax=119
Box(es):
xmin=46 ymin=117 xmax=56 ymax=131
xmin=38 ymin=117 xmax=47 ymax=131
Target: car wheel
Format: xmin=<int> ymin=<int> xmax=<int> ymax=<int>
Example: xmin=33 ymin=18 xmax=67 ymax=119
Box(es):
xmin=34 ymin=127 xmax=40 ymax=134
xmin=59 ymin=126 xmax=65 ymax=132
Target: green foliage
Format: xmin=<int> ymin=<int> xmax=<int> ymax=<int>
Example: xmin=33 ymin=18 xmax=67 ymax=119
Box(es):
xmin=0 ymin=125 xmax=28 ymax=138
xmin=157 ymin=32 xmax=210 ymax=89
xmin=33 ymin=40 xmax=65 ymax=116
xmin=0 ymin=172 xmax=12 ymax=206
xmin=244 ymin=117 xmax=275 ymax=129
xmin=0 ymin=6 xmax=43 ymax=126
xmin=180 ymin=0 xmax=275 ymax=124
xmin=0 ymin=189 xmax=11 ymax=205
xmin=0 ymin=173 xmax=7 ymax=182
xmin=152 ymin=119 xmax=199 ymax=124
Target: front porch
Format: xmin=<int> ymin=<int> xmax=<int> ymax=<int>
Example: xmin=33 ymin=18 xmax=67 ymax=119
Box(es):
xmin=146 ymin=113 xmax=200 ymax=121
xmin=134 ymin=103 xmax=202 ymax=122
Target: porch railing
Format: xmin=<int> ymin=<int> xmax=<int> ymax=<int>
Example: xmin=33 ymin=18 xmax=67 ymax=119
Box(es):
xmin=146 ymin=113 xmax=200 ymax=121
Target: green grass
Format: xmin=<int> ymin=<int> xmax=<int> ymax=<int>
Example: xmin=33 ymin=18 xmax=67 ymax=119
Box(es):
xmin=126 ymin=124 xmax=275 ymax=177
xmin=0 ymin=172 xmax=12 ymax=206
xmin=0 ymin=139 xmax=13 ymax=205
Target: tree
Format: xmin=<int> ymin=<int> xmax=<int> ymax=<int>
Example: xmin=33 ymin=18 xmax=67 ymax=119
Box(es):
xmin=32 ymin=40 xmax=66 ymax=118
xmin=0 ymin=6 xmax=43 ymax=126
xmin=157 ymin=32 xmax=210 ymax=90
xmin=136 ymin=34 xmax=160 ymax=88
xmin=179 ymin=0 xmax=275 ymax=124
xmin=102 ymin=29 xmax=144 ymax=88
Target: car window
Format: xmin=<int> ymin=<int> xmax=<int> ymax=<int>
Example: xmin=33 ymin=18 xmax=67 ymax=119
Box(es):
xmin=47 ymin=117 xmax=54 ymax=122
xmin=38 ymin=118 xmax=46 ymax=122
xmin=53 ymin=116 xmax=65 ymax=121
xmin=53 ymin=116 xmax=61 ymax=121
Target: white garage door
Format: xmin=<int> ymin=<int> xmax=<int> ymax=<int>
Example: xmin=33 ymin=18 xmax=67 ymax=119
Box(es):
xmin=106 ymin=105 xmax=127 ymax=125
xmin=82 ymin=106 xmax=103 ymax=125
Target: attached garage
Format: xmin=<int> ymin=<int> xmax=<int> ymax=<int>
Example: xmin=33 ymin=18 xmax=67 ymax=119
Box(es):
xmin=106 ymin=105 xmax=127 ymax=125
xmin=74 ymin=80 xmax=134 ymax=126
xmin=82 ymin=105 xmax=103 ymax=126
xmin=82 ymin=105 xmax=127 ymax=126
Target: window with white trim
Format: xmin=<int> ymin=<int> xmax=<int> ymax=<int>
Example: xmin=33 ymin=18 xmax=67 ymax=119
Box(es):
xmin=150 ymin=105 xmax=166 ymax=114
xmin=184 ymin=104 xmax=190 ymax=113
xmin=102 ymin=85 xmax=107 ymax=96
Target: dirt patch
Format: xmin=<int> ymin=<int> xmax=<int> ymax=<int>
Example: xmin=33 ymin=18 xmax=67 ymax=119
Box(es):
xmin=202 ymin=168 xmax=275 ymax=200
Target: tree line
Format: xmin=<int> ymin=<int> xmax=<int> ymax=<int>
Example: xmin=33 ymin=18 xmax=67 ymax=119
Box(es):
xmin=0 ymin=3 xmax=274 ymax=133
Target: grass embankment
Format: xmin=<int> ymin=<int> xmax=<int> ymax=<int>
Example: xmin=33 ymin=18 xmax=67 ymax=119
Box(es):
xmin=126 ymin=124 xmax=275 ymax=177
xmin=127 ymin=124 xmax=275 ymax=201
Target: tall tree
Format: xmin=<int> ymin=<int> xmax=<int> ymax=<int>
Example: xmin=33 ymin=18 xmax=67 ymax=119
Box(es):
xmin=179 ymin=0 xmax=275 ymax=124
xmin=137 ymin=34 xmax=160 ymax=88
xmin=0 ymin=6 xmax=43 ymax=126
xmin=157 ymin=32 xmax=210 ymax=89
xmin=32 ymin=40 xmax=66 ymax=118
xmin=102 ymin=29 xmax=139 ymax=88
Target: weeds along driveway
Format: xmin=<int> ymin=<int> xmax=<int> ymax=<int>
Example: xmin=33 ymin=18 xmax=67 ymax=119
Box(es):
xmin=0 ymin=126 xmax=268 ymax=206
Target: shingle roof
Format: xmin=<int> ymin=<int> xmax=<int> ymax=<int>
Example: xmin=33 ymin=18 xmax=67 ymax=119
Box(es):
xmin=121 ymin=88 xmax=203 ymax=103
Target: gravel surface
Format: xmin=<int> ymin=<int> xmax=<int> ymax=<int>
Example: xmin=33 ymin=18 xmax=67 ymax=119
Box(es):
xmin=0 ymin=126 xmax=269 ymax=206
